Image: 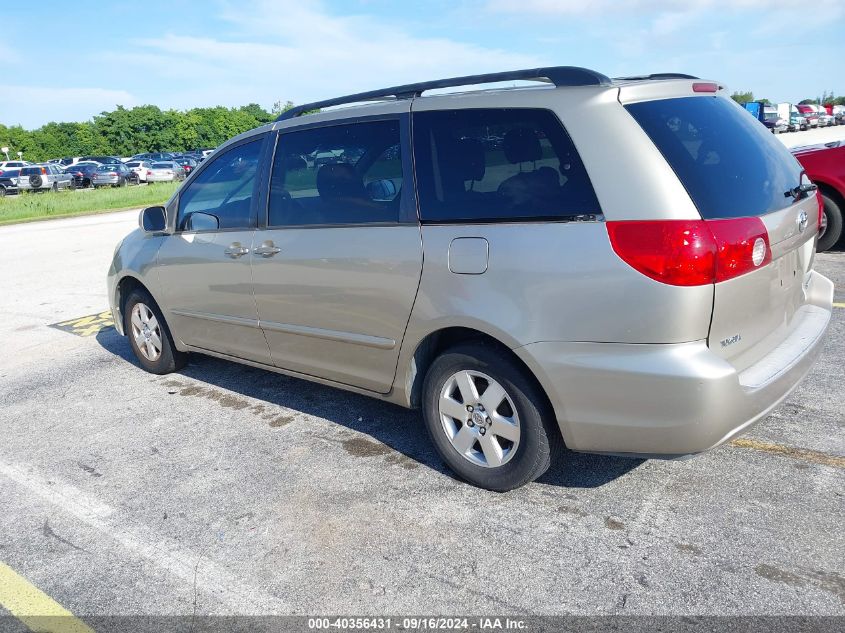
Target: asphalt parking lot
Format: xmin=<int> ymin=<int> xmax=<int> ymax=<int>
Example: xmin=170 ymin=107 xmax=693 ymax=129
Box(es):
xmin=0 ymin=210 xmax=843 ymax=624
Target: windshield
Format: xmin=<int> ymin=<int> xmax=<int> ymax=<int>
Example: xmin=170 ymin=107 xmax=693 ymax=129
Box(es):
xmin=626 ymin=96 xmax=804 ymax=219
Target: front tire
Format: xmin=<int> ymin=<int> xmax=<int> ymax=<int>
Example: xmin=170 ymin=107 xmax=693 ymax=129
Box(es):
xmin=124 ymin=289 xmax=187 ymax=374
xmin=818 ymin=193 xmax=843 ymax=252
xmin=421 ymin=343 xmax=559 ymax=491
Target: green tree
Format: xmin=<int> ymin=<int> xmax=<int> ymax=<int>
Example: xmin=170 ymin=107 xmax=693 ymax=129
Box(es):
xmin=0 ymin=101 xmax=279 ymax=161
xmin=730 ymin=91 xmax=754 ymax=104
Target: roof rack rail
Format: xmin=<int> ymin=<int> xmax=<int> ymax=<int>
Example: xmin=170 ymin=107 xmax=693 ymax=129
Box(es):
xmin=613 ymin=73 xmax=700 ymax=81
xmin=276 ymin=66 xmax=612 ymax=122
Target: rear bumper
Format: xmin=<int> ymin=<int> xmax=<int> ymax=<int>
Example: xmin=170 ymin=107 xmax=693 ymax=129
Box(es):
xmin=515 ymin=272 xmax=833 ymax=456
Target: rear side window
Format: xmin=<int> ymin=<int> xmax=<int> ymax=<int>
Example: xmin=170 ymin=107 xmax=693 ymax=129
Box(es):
xmin=268 ymin=120 xmax=402 ymax=227
xmin=177 ymin=137 xmax=263 ymax=231
xmin=412 ymin=108 xmax=599 ymax=223
xmin=626 ymin=96 xmax=803 ymax=219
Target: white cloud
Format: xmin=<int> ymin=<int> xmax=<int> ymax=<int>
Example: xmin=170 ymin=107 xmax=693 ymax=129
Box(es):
xmin=134 ymin=0 xmax=541 ymax=111
xmin=0 ymin=86 xmax=137 ymax=128
xmin=487 ymin=0 xmax=841 ymax=13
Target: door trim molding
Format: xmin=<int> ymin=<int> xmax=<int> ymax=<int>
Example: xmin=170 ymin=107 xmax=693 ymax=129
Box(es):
xmin=170 ymin=309 xmax=260 ymax=329
xmin=259 ymin=319 xmax=396 ymax=350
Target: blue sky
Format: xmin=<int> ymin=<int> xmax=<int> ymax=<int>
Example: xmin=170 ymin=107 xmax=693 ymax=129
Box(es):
xmin=2 ymin=0 xmax=843 ymax=129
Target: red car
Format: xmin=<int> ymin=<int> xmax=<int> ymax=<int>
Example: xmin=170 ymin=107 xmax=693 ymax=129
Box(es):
xmin=793 ymin=141 xmax=844 ymax=251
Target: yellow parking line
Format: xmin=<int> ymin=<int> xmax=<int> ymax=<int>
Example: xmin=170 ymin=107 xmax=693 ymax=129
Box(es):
xmin=834 ymin=302 xmax=845 ymax=308
xmin=0 ymin=562 xmax=94 ymax=633
xmin=730 ymin=438 xmax=845 ymax=469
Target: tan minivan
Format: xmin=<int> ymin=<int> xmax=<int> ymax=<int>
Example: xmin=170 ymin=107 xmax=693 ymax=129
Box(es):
xmin=108 ymin=67 xmax=833 ymax=490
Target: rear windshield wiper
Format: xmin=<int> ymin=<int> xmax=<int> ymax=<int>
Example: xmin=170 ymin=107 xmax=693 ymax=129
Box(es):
xmin=784 ymin=183 xmax=817 ymax=200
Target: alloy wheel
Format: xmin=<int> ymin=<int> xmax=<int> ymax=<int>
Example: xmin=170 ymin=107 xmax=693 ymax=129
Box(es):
xmin=130 ymin=302 xmax=163 ymax=362
xmin=438 ymin=370 xmax=521 ymax=468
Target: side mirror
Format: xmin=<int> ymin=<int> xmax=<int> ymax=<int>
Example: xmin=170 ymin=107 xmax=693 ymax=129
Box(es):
xmin=366 ymin=178 xmax=397 ymax=201
xmin=184 ymin=211 xmax=219 ymax=232
xmin=139 ymin=206 xmax=166 ymax=232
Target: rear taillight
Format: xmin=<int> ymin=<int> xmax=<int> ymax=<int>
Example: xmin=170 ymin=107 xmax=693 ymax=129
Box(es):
xmin=707 ymin=218 xmax=771 ymax=282
xmin=41 ymin=167 xmax=47 ymax=174
xmin=147 ymin=170 xmax=152 ymax=175
xmin=816 ymin=192 xmax=824 ymax=231
xmin=606 ymin=218 xmax=771 ymax=286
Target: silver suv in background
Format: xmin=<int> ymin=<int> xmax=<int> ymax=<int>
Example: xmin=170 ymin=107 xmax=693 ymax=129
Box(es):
xmin=17 ymin=164 xmax=74 ymax=191
xmin=108 ymin=67 xmax=833 ymax=491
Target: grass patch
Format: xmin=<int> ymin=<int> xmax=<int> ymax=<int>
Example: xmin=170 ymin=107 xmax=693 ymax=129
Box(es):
xmin=0 ymin=182 xmax=181 ymax=225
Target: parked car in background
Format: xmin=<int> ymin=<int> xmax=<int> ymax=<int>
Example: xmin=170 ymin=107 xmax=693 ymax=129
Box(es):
xmin=0 ymin=169 xmax=20 ymax=196
xmin=146 ymin=161 xmax=185 ymax=182
xmin=92 ymin=163 xmax=133 ymax=187
xmin=17 ymin=164 xmax=74 ymax=191
xmin=175 ymin=157 xmax=198 ymax=175
xmin=790 ymin=112 xmax=809 ymax=131
xmin=763 ymin=108 xmax=788 ymax=133
xmin=66 ymin=162 xmax=102 ymax=188
xmin=124 ymin=160 xmax=153 ymax=182
xmin=793 ymin=141 xmax=845 ymax=251
xmin=77 ymin=155 xmax=122 ymax=165
xmin=131 ymin=152 xmax=175 ymax=162
xmin=833 ymin=105 xmax=845 ymax=124
xmin=0 ymin=160 xmax=31 ymax=173
xmin=110 ymin=68 xmax=832 ymax=491
xmin=817 ymin=111 xmax=836 ymax=127
xmin=796 ymin=105 xmax=820 ymax=128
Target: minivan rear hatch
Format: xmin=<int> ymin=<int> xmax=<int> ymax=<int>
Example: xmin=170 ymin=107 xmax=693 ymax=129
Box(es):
xmin=626 ymin=95 xmax=820 ymax=373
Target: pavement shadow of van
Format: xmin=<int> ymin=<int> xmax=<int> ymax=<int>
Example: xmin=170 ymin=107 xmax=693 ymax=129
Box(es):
xmin=96 ymin=327 xmax=642 ymax=489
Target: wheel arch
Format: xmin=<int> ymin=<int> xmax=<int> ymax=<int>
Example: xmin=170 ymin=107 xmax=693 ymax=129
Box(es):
xmin=402 ymin=326 xmax=562 ymax=445
xmin=815 ymin=179 xmax=845 ymax=208
xmin=114 ymin=275 xmax=159 ymax=335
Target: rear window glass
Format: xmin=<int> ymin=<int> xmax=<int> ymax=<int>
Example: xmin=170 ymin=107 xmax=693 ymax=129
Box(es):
xmin=626 ymin=97 xmax=803 ymax=218
xmin=413 ymin=108 xmax=600 ymax=223
xmin=152 ymin=163 xmax=172 ymax=169
xmin=21 ymin=167 xmax=40 ymax=175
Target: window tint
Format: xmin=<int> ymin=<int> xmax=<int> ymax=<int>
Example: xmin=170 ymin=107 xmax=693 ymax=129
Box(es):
xmin=177 ymin=138 xmax=263 ymax=230
xmin=413 ymin=108 xmax=599 ymax=223
xmin=268 ymin=120 xmax=402 ymax=227
xmin=626 ymin=97 xmax=803 ymax=219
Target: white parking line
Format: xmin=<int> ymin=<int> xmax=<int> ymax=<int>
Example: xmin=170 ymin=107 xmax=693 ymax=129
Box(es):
xmin=0 ymin=460 xmax=286 ymax=615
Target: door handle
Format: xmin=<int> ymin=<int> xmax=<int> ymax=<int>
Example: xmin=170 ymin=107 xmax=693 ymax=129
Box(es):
xmin=224 ymin=243 xmax=250 ymax=258
xmin=254 ymin=242 xmax=281 ymax=257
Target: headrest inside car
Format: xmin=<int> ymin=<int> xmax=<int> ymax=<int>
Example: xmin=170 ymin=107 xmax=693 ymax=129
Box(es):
xmin=316 ymin=163 xmax=365 ymax=199
xmin=504 ymin=128 xmax=542 ymax=164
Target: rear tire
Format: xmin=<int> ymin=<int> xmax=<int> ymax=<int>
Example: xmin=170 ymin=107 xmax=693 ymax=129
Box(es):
xmin=421 ymin=343 xmax=560 ymax=491
xmin=818 ymin=193 xmax=843 ymax=252
xmin=123 ymin=289 xmax=187 ymax=375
